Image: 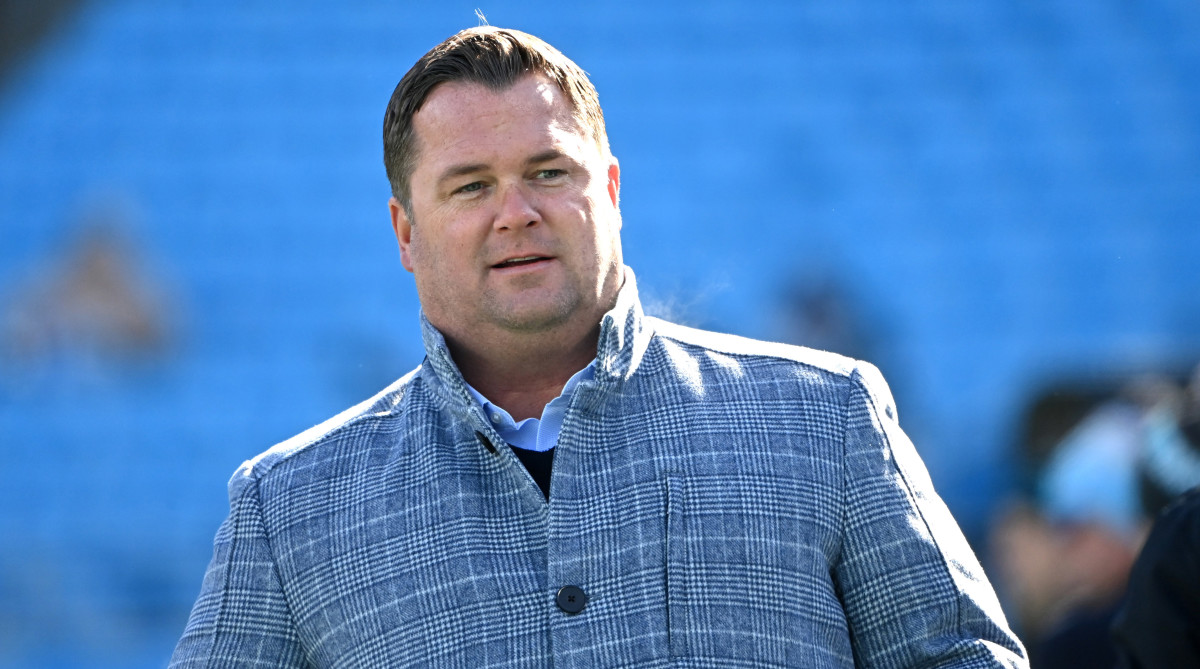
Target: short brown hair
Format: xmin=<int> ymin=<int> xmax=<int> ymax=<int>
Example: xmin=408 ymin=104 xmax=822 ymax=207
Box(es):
xmin=382 ymin=26 xmax=610 ymax=218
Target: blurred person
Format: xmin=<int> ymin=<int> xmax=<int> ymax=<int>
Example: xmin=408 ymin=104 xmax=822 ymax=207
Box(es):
xmin=990 ymin=398 xmax=1139 ymax=667
xmin=991 ymin=494 xmax=1141 ymax=667
xmin=992 ymin=373 xmax=1198 ymax=668
xmin=1 ymin=220 xmax=172 ymax=369
xmin=171 ymin=26 xmax=1026 ymax=667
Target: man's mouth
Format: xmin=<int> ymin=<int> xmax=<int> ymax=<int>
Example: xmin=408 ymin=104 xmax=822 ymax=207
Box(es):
xmin=492 ymin=256 xmax=551 ymax=269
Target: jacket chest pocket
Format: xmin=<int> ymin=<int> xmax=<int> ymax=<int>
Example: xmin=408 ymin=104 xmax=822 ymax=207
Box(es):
xmin=665 ymin=473 xmax=849 ymax=665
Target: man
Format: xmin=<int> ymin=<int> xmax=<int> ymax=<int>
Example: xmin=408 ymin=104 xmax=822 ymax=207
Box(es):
xmin=171 ymin=26 xmax=1027 ymax=667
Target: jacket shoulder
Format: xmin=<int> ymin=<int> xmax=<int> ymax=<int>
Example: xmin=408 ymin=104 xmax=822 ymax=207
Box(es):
xmin=649 ymin=317 xmax=861 ymax=378
xmin=646 ymin=318 xmax=897 ymax=417
xmin=225 ymin=366 xmax=421 ymax=503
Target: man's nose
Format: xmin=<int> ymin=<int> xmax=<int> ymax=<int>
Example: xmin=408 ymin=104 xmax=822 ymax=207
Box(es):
xmin=493 ymin=183 xmax=540 ymax=231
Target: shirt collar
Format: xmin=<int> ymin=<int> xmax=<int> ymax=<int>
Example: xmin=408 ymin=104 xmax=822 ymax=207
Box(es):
xmin=464 ymin=361 xmax=595 ymax=452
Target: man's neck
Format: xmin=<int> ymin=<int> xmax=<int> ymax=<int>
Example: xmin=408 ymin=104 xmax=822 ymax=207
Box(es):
xmin=445 ymin=324 xmax=599 ymax=422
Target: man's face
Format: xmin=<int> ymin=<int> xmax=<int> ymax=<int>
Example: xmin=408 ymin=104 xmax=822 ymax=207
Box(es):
xmin=390 ymin=74 xmax=623 ymax=345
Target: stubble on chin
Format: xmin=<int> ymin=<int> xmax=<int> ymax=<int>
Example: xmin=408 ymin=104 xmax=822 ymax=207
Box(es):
xmin=480 ymin=285 xmax=582 ymax=334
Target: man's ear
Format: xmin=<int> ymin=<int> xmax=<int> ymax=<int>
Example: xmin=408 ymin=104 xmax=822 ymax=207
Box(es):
xmin=389 ymin=196 xmax=416 ymax=273
xmin=607 ymin=159 xmax=621 ymax=211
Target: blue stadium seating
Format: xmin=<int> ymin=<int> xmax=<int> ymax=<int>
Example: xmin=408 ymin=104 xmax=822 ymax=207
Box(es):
xmin=1 ymin=1 xmax=1198 ymax=665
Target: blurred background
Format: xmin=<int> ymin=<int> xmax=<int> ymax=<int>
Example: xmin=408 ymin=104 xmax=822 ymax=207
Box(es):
xmin=1 ymin=1 xmax=1198 ymax=667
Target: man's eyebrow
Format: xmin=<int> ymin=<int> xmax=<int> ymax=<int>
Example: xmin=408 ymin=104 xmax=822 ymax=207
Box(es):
xmin=527 ymin=150 xmax=566 ymax=165
xmin=437 ymin=163 xmax=489 ymax=184
xmin=437 ymin=151 xmax=569 ymax=185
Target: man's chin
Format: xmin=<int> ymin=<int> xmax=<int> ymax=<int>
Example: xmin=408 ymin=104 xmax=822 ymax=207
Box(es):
xmin=488 ymin=298 xmax=584 ymax=335
xmin=494 ymin=310 xmax=574 ymax=334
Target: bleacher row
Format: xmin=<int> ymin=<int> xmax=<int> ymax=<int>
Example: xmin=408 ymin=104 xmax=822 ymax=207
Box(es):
xmin=1 ymin=0 xmax=1198 ymax=666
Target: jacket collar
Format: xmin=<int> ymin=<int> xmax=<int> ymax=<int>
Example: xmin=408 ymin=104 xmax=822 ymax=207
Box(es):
xmin=593 ymin=266 xmax=651 ymax=385
xmin=418 ymin=265 xmax=651 ymax=419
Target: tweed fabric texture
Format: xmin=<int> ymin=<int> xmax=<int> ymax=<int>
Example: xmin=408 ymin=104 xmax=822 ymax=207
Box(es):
xmin=171 ymin=269 xmax=1027 ymax=668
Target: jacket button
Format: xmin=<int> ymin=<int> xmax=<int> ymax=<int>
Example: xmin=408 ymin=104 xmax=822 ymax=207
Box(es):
xmin=556 ymin=585 xmax=588 ymax=614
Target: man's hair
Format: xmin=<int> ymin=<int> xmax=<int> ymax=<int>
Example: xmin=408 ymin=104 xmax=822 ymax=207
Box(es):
xmin=383 ymin=26 xmax=610 ymax=219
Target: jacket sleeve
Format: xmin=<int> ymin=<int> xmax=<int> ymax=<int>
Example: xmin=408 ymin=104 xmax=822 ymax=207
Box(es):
xmin=170 ymin=466 xmax=311 ymax=668
xmin=833 ymin=363 xmax=1028 ymax=668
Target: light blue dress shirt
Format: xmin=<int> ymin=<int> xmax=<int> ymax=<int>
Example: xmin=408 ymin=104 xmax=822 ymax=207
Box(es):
xmin=465 ymin=362 xmax=596 ymax=452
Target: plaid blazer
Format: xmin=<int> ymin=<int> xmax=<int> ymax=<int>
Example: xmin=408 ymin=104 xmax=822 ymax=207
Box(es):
xmin=172 ymin=269 xmax=1027 ymax=668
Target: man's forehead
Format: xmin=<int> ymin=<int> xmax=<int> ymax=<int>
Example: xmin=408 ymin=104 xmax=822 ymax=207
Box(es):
xmin=409 ymin=75 xmax=597 ymax=177
xmin=417 ymin=74 xmax=570 ymax=126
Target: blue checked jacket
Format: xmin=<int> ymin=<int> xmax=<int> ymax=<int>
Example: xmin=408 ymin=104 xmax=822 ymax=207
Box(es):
xmin=172 ymin=269 xmax=1027 ymax=668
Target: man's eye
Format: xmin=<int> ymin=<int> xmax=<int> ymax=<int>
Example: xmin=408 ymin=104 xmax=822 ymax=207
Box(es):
xmin=536 ymin=169 xmax=565 ymax=179
xmin=456 ymin=182 xmax=484 ymax=194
